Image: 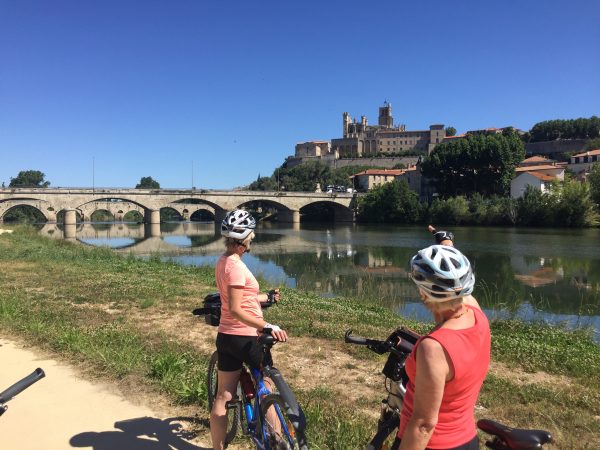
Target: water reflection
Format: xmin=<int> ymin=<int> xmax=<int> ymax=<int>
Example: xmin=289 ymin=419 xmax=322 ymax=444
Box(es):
xmin=40 ymin=222 xmax=600 ymax=339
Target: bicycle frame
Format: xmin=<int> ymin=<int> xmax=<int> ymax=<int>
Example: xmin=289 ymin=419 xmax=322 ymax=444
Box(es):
xmin=239 ymin=366 xmax=271 ymax=449
xmin=240 ymin=366 xmax=296 ymax=450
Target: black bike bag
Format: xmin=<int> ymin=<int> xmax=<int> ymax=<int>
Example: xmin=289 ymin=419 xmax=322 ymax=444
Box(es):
xmin=192 ymin=293 xmax=221 ymax=326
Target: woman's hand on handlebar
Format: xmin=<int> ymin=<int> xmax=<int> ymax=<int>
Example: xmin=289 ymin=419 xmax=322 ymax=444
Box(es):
xmin=267 ymin=288 xmax=279 ymax=304
xmin=263 ymin=322 xmax=288 ymax=342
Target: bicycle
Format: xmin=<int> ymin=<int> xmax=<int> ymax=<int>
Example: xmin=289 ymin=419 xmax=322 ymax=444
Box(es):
xmin=344 ymin=328 xmax=553 ymax=450
xmin=0 ymin=368 xmax=45 ymax=417
xmin=194 ymin=292 xmax=309 ymax=450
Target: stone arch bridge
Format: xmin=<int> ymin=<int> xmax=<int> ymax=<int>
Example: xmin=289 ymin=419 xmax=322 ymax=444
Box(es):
xmin=0 ymin=188 xmax=358 ymax=224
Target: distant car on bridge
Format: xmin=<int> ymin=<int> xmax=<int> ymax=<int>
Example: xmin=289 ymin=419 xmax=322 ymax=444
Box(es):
xmin=325 ymin=185 xmax=354 ymax=193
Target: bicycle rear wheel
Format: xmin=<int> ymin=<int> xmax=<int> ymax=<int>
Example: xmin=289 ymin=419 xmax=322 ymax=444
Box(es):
xmin=207 ymin=351 xmax=241 ymax=444
xmin=366 ymin=412 xmax=399 ymax=450
xmin=261 ymin=393 xmax=308 ymax=450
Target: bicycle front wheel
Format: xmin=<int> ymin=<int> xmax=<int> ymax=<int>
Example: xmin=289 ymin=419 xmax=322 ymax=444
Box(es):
xmin=366 ymin=413 xmax=399 ymax=450
xmin=261 ymin=393 xmax=308 ymax=450
xmin=207 ymin=351 xmax=241 ymax=444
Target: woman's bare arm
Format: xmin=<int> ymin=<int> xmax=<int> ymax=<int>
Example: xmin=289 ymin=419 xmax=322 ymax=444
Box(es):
xmin=399 ymin=338 xmax=449 ymax=450
xmin=228 ymin=285 xmax=288 ymax=341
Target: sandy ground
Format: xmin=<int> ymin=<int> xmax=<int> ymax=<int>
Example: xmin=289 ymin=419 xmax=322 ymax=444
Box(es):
xmin=0 ymin=338 xmax=214 ymax=450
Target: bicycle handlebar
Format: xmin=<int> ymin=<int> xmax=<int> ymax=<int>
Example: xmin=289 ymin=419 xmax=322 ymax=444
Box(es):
xmin=344 ymin=329 xmax=383 ymax=348
xmin=259 ymin=329 xmax=277 ymax=347
xmin=0 ymin=368 xmax=45 ymax=406
xmin=345 ymin=329 xmax=415 ymax=356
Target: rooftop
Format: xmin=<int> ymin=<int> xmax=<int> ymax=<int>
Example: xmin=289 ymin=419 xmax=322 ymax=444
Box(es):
xmin=526 ymin=172 xmax=556 ymax=181
xmin=521 ymin=156 xmax=554 ymax=164
xmin=515 ymin=164 xmax=565 ymax=172
xmin=572 ymin=149 xmax=600 ymax=158
xmin=350 ymin=167 xmax=416 ymax=177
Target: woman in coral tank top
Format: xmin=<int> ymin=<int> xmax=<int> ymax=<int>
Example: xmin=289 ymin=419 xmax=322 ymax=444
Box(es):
xmin=210 ymin=210 xmax=288 ymax=450
xmin=393 ymin=232 xmax=491 ymax=450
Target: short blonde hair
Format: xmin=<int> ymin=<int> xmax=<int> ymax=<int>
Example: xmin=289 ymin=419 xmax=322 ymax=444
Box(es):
xmin=423 ymin=295 xmax=465 ymax=314
xmin=224 ymin=231 xmax=255 ymax=250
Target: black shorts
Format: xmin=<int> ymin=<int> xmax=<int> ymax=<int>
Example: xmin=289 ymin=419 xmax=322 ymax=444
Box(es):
xmin=216 ymin=332 xmax=273 ymax=372
xmin=391 ymin=434 xmax=478 ymax=450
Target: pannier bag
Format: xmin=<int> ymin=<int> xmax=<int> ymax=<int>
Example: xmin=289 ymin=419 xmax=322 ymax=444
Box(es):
xmin=192 ymin=292 xmax=221 ymax=326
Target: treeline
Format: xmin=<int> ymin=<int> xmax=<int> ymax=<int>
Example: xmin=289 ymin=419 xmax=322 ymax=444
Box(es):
xmin=528 ymin=116 xmax=600 ymax=142
xmin=357 ymin=175 xmax=600 ymax=228
xmin=248 ymin=161 xmax=388 ymax=192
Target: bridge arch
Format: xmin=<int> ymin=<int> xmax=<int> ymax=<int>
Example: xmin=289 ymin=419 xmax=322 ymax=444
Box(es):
xmin=0 ymin=198 xmax=56 ymax=222
xmin=190 ymin=208 xmax=215 ymax=221
xmin=76 ymin=198 xmax=149 ymax=222
xmin=300 ymin=200 xmax=355 ymax=222
xmin=162 ymin=199 xmax=220 ymax=221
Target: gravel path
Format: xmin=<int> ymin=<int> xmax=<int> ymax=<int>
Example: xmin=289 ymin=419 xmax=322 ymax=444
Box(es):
xmin=0 ymin=338 xmax=214 ymax=450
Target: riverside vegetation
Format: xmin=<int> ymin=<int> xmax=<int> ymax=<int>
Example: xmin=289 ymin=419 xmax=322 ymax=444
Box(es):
xmin=0 ymin=228 xmax=599 ymax=449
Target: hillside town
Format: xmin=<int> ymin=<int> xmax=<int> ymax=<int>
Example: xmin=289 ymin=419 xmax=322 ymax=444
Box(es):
xmin=282 ymin=103 xmax=600 ymax=200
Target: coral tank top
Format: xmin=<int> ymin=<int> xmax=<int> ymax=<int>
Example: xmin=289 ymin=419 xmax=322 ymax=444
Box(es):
xmin=399 ymin=305 xmax=491 ymax=449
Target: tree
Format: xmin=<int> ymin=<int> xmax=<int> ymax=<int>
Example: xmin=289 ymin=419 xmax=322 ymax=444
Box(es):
xmin=547 ymin=179 xmax=598 ymax=227
xmin=584 ymin=137 xmax=600 ymax=151
xmin=421 ymin=130 xmax=525 ymax=197
xmin=248 ymin=174 xmax=278 ymax=191
xmin=357 ymin=179 xmax=422 ymax=223
xmin=445 ymin=126 xmax=457 ymax=137
xmin=516 ymin=185 xmax=552 ymax=226
xmin=529 ymin=116 xmax=600 ymax=142
xmin=136 ymin=176 xmax=160 ymax=189
xmin=9 ymin=170 xmax=50 ymax=187
xmin=588 ymin=164 xmax=600 ymax=206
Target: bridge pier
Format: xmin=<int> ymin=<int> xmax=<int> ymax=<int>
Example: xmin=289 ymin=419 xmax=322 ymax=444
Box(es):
xmin=213 ymin=208 xmax=227 ymax=234
xmin=278 ymin=210 xmax=300 ymax=223
xmin=145 ymin=209 xmax=160 ymax=224
xmin=64 ymin=209 xmax=77 ymax=225
xmin=144 ymin=222 xmax=161 ymax=238
xmin=63 ymin=224 xmax=77 ymax=240
xmin=214 ymin=208 xmax=227 ymax=224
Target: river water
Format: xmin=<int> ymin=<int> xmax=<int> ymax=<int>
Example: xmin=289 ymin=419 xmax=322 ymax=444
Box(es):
xmin=41 ymin=221 xmax=600 ymax=340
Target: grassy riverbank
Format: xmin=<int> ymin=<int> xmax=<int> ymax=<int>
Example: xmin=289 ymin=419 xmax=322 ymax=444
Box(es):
xmin=1 ymin=227 xmax=599 ymax=449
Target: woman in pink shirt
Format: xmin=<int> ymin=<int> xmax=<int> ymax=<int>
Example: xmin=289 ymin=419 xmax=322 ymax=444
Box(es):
xmin=210 ymin=209 xmax=288 ymax=450
xmin=393 ymin=235 xmax=491 ymax=450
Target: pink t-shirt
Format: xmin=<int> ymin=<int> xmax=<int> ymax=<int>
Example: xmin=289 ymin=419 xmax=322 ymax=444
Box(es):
xmin=215 ymin=253 xmax=262 ymax=336
xmin=399 ymin=305 xmax=491 ymax=449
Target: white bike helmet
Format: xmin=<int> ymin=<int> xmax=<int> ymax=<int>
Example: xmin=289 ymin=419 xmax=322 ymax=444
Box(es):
xmin=410 ymin=245 xmax=475 ymax=301
xmin=221 ymin=209 xmax=256 ymax=240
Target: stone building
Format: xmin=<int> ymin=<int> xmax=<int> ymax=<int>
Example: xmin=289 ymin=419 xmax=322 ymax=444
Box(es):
xmin=350 ymin=165 xmax=421 ymax=193
xmin=294 ymin=103 xmax=445 ymax=161
xmin=510 ymin=157 xmax=566 ymax=198
xmin=294 ymin=141 xmax=331 ymax=158
xmin=569 ymin=149 xmax=600 ymax=175
xmin=330 ymin=103 xmax=445 ymax=157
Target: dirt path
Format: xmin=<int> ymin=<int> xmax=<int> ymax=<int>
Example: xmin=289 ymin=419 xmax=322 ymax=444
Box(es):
xmin=0 ymin=338 xmax=217 ymax=450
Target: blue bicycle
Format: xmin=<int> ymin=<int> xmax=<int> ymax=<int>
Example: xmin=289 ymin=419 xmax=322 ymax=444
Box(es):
xmin=195 ymin=293 xmax=309 ymax=450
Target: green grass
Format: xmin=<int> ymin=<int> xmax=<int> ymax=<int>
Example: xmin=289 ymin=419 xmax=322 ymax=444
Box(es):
xmin=0 ymin=227 xmax=599 ymax=449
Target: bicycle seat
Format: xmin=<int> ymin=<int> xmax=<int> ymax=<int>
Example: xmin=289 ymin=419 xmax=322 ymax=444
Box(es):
xmin=477 ymin=419 xmax=552 ymax=450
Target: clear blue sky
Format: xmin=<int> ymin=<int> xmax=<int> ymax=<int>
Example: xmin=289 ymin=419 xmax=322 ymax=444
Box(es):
xmin=1 ymin=0 xmax=598 ymax=189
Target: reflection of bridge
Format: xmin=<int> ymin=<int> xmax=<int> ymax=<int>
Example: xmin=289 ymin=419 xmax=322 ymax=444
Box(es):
xmin=39 ymin=222 xmax=347 ymax=255
xmin=0 ymin=188 xmax=358 ymax=224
